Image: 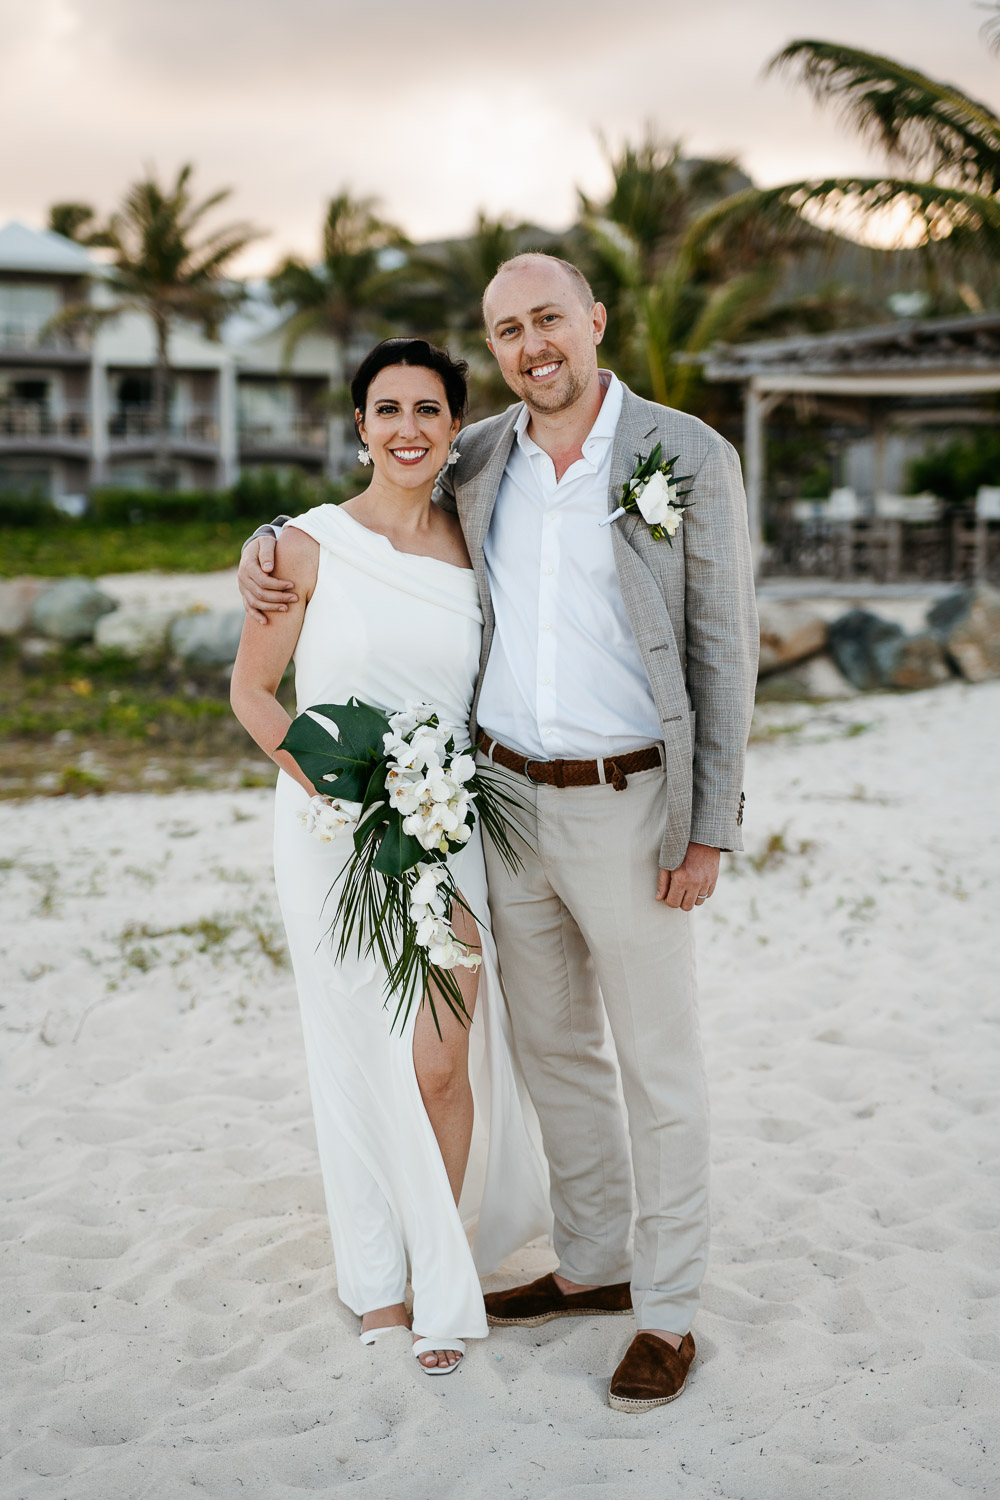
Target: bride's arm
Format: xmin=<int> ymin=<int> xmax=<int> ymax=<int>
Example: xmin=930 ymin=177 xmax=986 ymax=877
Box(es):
xmin=230 ymin=527 xmax=319 ymax=796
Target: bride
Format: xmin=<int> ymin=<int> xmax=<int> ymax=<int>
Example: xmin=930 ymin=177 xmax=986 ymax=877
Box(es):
xmin=230 ymin=338 xmax=549 ymax=1374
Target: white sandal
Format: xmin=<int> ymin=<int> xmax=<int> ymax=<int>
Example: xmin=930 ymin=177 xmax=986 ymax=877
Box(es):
xmin=412 ymin=1337 xmax=465 ymax=1376
xmin=359 ymin=1325 xmax=409 ymax=1346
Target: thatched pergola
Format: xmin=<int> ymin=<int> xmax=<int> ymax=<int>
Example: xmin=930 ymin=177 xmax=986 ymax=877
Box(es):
xmin=702 ymin=313 xmax=1000 ymax=572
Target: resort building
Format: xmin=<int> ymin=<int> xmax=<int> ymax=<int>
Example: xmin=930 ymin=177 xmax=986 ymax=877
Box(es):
xmin=0 ymin=221 xmax=346 ymax=501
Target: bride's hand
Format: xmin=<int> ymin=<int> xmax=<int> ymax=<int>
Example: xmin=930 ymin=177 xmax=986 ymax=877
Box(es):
xmin=239 ymin=534 xmax=298 ymax=624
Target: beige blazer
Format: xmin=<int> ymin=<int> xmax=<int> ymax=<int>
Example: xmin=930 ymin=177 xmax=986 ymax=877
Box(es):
xmin=436 ymin=383 xmax=759 ymax=869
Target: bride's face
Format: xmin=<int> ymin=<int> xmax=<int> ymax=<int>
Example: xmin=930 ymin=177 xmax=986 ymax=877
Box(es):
xmin=357 ymin=365 xmax=460 ymax=487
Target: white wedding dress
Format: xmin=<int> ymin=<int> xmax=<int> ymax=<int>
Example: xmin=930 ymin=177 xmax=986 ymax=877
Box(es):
xmin=272 ymin=504 xmax=550 ymax=1341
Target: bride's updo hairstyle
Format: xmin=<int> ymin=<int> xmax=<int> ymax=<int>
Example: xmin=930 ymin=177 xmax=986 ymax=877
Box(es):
xmin=351 ymin=338 xmax=469 ymax=439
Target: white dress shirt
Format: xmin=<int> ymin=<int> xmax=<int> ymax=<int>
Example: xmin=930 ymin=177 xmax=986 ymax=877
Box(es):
xmin=477 ymin=372 xmax=662 ymax=760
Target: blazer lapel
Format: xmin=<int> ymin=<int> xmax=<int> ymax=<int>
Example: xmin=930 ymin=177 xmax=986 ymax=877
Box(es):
xmin=457 ymin=407 xmax=520 ymax=566
xmin=608 ymin=384 xmax=659 ymax=541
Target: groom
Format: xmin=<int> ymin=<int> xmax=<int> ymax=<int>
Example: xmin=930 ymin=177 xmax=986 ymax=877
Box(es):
xmin=238 ymin=253 xmax=758 ymax=1410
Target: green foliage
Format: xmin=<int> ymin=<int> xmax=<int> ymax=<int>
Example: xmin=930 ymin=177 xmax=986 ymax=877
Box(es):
xmin=769 ymin=40 xmax=1000 ymax=196
xmin=0 ymin=466 xmax=368 ymax=575
xmin=270 ymin=191 xmax=409 ymax=363
xmin=906 ymin=428 xmax=1000 ymax=505
xmin=88 ymin=487 xmax=231 ymax=525
xmin=0 ymin=491 xmax=61 ymax=527
xmin=47 ymin=202 xmax=113 ymax=247
xmin=0 ymin=521 xmax=248 ymax=576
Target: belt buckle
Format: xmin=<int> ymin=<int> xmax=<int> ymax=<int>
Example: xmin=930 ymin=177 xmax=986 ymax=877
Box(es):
xmin=522 ymin=757 xmax=545 ymax=785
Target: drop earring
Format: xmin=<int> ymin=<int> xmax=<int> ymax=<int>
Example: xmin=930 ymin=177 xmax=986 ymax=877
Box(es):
xmin=357 ymin=445 xmax=371 ymax=466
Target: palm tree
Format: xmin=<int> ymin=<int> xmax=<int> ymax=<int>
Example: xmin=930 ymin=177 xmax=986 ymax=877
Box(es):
xmin=56 ymin=165 xmax=258 ymax=485
xmin=402 ymin=212 xmax=550 ymax=416
xmin=412 ymin=212 xmax=537 ymax=337
xmin=268 ymin=192 xmax=410 ymax=467
xmin=577 ymin=135 xmax=836 ymax=411
xmin=682 ymin=41 xmax=1000 ymax=304
xmin=48 ymin=203 xmax=113 ymax=247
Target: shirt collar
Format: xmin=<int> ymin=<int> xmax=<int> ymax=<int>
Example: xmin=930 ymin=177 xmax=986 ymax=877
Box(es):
xmin=515 ymin=369 xmax=623 ymax=463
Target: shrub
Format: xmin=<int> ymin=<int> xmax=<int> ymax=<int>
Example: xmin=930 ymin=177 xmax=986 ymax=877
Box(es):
xmin=0 ymin=491 xmax=62 ymax=527
xmin=88 ymin=487 xmax=235 ymax=525
xmin=906 ymin=429 xmax=1000 ymax=507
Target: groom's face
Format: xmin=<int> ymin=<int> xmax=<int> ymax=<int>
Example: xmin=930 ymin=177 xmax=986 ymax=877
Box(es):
xmin=484 ymin=263 xmax=606 ymax=415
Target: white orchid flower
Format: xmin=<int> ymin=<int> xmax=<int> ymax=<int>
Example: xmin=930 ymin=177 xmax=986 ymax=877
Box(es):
xmin=635 ymin=470 xmax=678 ymax=527
xmin=410 ymin=866 xmax=447 ymax=906
xmin=450 ymin=754 xmax=476 ymax=785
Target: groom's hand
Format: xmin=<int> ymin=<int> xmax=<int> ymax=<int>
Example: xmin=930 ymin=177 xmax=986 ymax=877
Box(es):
xmin=658 ymin=843 xmax=720 ymax=911
xmin=238 ymin=535 xmax=298 ymax=625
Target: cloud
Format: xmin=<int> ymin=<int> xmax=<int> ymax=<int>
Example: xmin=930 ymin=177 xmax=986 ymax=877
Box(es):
xmin=1 ymin=0 xmax=995 ymax=274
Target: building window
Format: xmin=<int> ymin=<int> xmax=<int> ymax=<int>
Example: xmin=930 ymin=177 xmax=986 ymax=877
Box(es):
xmin=0 ymin=285 xmax=61 ymax=349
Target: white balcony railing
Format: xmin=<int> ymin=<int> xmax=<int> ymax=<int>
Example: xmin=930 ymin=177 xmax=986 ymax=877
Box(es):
xmin=0 ymin=322 xmax=89 ymax=354
xmin=108 ymin=406 xmax=219 ymax=444
xmin=0 ymin=403 xmax=91 ymax=440
xmin=238 ymin=417 xmax=328 ymax=451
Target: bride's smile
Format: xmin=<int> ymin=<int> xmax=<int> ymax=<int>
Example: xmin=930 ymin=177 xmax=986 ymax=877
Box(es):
xmin=358 ymin=364 xmax=460 ymax=486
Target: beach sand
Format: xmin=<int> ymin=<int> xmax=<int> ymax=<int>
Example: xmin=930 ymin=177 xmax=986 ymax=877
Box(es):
xmin=2 ymin=683 xmax=998 ymax=1499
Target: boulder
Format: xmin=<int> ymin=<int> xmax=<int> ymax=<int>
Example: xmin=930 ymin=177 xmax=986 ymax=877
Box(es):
xmin=884 ymin=632 xmax=951 ymax=691
xmin=927 ymin=584 xmax=1000 ymax=683
xmin=169 ymin=607 xmax=245 ymax=669
xmin=829 ymin=609 xmax=951 ymax=691
xmin=828 ymin=610 xmax=901 ymax=691
xmin=30 ymin=577 xmax=117 ymax=643
xmin=0 ymin=577 xmax=48 ymax=637
xmin=94 ymin=606 xmax=176 ymax=657
xmin=756 ymin=600 xmax=828 ymax=676
xmin=756 ymin=653 xmax=858 ymax=702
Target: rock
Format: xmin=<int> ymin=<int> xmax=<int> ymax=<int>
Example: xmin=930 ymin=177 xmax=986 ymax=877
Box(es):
xmin=756 ymin=653 xmax=858 ymax=702
xmin=829 ymin=609 xmax=951 ymax=691
xmin=828 ymin=610 xmax=902 ymax=691
xmin=884 ymin=632 xmax=951 ymax=691
xmin=927 ymin=584 xmax=1000 ymax=683
xmin=756 ymin=600 xmax=828 ymax=676
xmin=94 ymin=607 xmax=176 ymax=657
xmin=30 ymin=577 xmax=117 ymax=643
xmin=0 ymin=577 xmax=48 ymax=637
xmin=169 ymin=607 xmax=245 ymax=669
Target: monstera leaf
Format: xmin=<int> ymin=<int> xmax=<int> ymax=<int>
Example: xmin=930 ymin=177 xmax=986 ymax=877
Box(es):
xmin=280 ymin=697 xmax=389 ymax=799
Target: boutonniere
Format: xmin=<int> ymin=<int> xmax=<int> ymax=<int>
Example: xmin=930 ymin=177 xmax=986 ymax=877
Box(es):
xmin=599 ymin=442 xmax=694 ymax=545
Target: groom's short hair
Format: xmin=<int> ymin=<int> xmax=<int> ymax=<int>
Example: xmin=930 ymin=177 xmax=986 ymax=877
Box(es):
xmin=483 ymin=253 xmax=595 ymax=324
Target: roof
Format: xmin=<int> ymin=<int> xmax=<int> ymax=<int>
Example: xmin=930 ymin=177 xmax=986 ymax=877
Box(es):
xmin=0 ymin=221 xmax=97 ymax=275
xmin=703 ymin=313 xmax=1000 ymax=382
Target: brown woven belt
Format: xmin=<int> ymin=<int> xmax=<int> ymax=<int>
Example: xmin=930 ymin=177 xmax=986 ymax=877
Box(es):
xmin=476 ymin=733 xmax=662 ymax=791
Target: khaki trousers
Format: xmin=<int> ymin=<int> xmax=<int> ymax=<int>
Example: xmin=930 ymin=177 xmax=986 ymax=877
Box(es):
xmin=479 ymin=756 xmax=710 ymax=1334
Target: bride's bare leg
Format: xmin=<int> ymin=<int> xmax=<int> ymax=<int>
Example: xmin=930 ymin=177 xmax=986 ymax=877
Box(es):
xmin=411 ymin=895 xmax=481 ymax=1368
xmin=360 ymin=1303 xmax=409 ymax=1335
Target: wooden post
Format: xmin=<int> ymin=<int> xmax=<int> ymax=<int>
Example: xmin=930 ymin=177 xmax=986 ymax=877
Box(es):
xmin=743 ymin=381 xmax=783 ymax=577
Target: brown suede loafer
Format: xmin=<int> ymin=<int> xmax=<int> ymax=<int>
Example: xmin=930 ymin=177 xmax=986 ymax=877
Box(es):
xmin=608 ymin=1331 xmax=696 ymax=1411
xmin=484 ymin=1272 xmax=633 ymax=1327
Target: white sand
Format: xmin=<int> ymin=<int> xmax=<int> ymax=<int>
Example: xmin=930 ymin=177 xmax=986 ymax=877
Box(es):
xmin=2 ymin=683 xmax=998 ymax=1499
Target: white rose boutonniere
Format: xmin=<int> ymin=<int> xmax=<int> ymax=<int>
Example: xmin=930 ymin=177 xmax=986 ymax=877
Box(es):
xmin=599 ymin=442 xmax=694 ymax=545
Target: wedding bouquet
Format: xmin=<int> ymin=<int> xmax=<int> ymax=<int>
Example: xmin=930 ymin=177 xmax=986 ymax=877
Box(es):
xmin=281 ymin=699 xmax=524 ymax=1034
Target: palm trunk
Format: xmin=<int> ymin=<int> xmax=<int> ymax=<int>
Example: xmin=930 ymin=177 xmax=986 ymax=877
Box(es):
xmin=152 ymin=311 xmax=172 ymax=488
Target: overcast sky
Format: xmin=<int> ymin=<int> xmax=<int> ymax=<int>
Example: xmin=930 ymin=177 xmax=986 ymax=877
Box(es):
xmin=1 ymin=0 xmax=995 ymax=274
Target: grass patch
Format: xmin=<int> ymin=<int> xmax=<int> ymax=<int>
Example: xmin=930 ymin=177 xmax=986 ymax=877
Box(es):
xmin=0 ymin=520 xmax=249 ymax=578
xmin=746 ymin=828 xmax=817 ymax=873
xmin=0 ymin=637 xmax=290 ymax=798
xmin=115 ymin=913 xmax=289 ymax=974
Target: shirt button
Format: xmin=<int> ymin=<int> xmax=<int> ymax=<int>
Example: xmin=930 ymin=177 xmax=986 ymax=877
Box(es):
xmin=540 ymin=622 xmax=552 ymax=631
xmin=540 ymin=677 xmax=551 ymax=686
xmin=544 ymin=566 xmax=554 ymax=575
xmin=544 ymin=729 xmax=554 ymax=737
